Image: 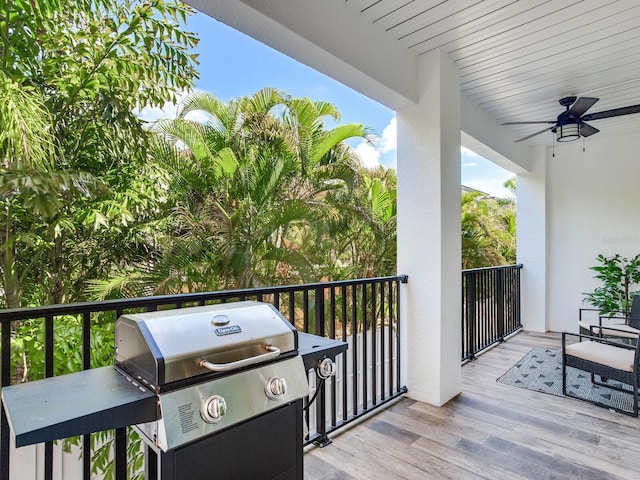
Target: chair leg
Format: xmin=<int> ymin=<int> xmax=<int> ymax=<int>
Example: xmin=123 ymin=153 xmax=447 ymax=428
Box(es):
xmin=562 ymin=354 xmax=567 ymax=395
xmin=634 ymin=375 xmax=639 ymax=417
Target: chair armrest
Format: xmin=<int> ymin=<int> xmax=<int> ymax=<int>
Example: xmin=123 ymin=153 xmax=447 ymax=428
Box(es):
xmin=562 ymin=331 xmax=635 ymax=351
xmin=579 ymin=308 xmax=626 ymax=324
xmin=599 ymin=315 xmax=627 ymax=323
xmin=579 ymin=308 xmax=601 ymax=322
xmin=590 ymin=323 xmax=639 ymax=338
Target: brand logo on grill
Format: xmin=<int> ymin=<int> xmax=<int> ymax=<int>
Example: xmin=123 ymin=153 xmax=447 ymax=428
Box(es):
xmin=214 ymin=325 xmax=242 ymax=336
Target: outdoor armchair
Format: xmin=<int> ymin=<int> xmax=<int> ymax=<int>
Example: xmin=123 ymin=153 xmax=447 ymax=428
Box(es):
xmin=578 ymin=295 xmax=640 ymax=342
xmin=562 ymin=331 xmax=640 ymax=416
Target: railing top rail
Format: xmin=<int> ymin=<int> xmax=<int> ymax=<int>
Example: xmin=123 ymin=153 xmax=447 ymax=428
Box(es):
xmin=462 ymin=264 xmax=523 ymax=274
xmin=0 ymin=275 xmax=409 ymax=322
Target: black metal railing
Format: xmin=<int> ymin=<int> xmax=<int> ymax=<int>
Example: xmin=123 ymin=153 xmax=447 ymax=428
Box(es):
xmin=462 ymin=264 xmax=523 ymax=362
xmin=0 ymin=275 xmax=407 ymax=480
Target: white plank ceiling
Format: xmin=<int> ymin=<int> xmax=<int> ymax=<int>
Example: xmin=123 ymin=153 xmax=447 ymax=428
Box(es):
xmin=345 ymin=0 xmax=640 ymax=146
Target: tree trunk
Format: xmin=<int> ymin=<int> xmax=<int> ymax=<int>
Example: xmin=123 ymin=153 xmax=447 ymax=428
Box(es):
xmin=1 ymin=203 xmax=22 ymax=309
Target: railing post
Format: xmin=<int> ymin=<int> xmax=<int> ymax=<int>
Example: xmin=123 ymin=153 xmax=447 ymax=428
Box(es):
xmin=466 ymin=273 xmax=477 ymax=360
xmin=361 ymin=283 xmax=368 ymax=411
xmin=461 ymin=273 xmax=466 ymax=360
xmin=0 ymin=409 xmax=8 ymax=480
xmin=115 ymin=427 xmax=127 ymax=480
xmin=1 ymin=320 xmax=11 ymax=480
xmin=313 ymin=286 xmax=331 ymax=447
xmin=145 ymin=444 xmax=158 ymax=480
xmin=397 ymin=276 xmax=407 ymax=393
xmin=371 ymin=282 xmax=377 ymax=406
xmin=515 ymin=265 xmax=522 ymax=328
xmin=81 ymin=311 xmax=92 ymax=479
xmin=496 ymin=267 xmax=505 ymax=342
xmin=44 ymin=315 xmax=54 ymax=480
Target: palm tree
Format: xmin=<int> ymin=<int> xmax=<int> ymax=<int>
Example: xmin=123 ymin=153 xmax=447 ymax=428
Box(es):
xmin=320 ymin=166 xmax=397 ymax=279
xmin=461 ymin=181 xmax=517 ymax=269
xmin=91 ymin=88 xmax=368 ymax=296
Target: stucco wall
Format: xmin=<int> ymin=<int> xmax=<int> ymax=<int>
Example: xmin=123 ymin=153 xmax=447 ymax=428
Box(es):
xmin=544 ymin=132 xmax=640 ymax=332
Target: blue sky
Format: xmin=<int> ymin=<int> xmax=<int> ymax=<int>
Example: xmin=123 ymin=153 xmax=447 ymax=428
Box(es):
xmin=142 ymin=10 xmax=514 ymax=198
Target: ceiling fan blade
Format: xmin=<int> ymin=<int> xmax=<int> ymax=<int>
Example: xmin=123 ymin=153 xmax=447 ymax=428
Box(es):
xmin=580 ymin=122 xmax=599 ymax=137
xmin=514 ymin=127 xmax=552 ymax=143
xmin=503 ymin=121 xmax=556 ymax=125
xmin=568 ymin=97 xmax=599 ymax=116
xmin=583 ymin=104 xmax=640 ymax=121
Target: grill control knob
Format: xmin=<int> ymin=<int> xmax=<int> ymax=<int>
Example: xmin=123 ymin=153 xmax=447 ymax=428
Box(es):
xmin=265 ymin=377 xmax=287 ymax=400
xmin=317 ymin=358 xmax=337 ymax=379
xmin=201 ymin=395 xmax=226 ymax=423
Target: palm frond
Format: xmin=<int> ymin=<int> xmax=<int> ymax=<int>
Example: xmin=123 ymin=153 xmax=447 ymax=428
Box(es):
xmin=243 ymin=87 xmax=288 ymax=114
xmin=0 ymin=74 xmax=59 ymax=171
xmin=178 ymin=92 xmax=226 ymax=120
xmin=310 ymin=124 xmax=367 ymax=165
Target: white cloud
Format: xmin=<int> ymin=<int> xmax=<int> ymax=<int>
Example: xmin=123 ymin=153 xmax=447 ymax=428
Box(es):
xmin=137 ymin=101 xmax=179 ymax=123
xmin=184 ymin=109 xmax=211 ymax=124
xmin=354 ymin=117 xmax=397 ymax=170
xmin=378 ymin=117 xmax=396 ymax=154
xmin=354 ymin=141 xmax=381 ymax=169
xmin=136 ymin=90 xmax=211 ymax=124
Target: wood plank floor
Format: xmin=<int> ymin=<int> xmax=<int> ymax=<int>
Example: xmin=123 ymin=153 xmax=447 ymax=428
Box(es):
xmin=304 ymin=331 xmax=640 ymax=480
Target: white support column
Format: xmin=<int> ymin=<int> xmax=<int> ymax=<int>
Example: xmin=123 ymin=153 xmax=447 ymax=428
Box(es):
xmin=397 ymin=50 xmax=461 ymax=406
xmin=517 ymin=145 xmax=548 ymax=332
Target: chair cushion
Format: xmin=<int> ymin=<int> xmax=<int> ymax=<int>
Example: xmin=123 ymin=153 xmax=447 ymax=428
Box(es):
xmin=578 ymin=320 xmax=639 ymax=339
xmin=565 ymin=341 xmax=636 ymax=372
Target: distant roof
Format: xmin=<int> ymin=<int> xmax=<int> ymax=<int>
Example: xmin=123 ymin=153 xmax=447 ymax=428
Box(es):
xmin=461 ymin=185 xmax=490 ymax=197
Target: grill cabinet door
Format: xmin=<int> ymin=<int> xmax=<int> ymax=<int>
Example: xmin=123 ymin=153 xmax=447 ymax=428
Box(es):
xmin=169 ymin=401 xmax=302 ymax=480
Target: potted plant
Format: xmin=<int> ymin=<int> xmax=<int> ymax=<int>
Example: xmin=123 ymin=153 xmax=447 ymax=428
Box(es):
xmin=583 ymin=254 xmax=640 ymax=317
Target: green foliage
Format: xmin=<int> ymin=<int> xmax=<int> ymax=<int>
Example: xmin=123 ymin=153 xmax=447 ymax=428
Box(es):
xmin=0 ymin=72 xmax=56 ymax=171
xmin=89 ymin=88 xmax=380 ymax=297
xmin=1 ymin=2 xmax=198 ymax=478
xmin=0 ymin=0 xmax=199 ymax=308
xmin=90 ymin=429 xmax=145 ymax=480
xmin=461 ymin=180 xmax=516 ymax=269
xmin=583 ymin=254 xmax=640 ymax=317
xmin=323 ymin=166 xmax=397 ymax=279
xmin=11 ymin=313 xmax=114 ymax=381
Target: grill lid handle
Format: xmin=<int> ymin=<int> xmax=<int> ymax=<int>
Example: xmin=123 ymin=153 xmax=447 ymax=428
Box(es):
xmin=199 ymin=345 xmax=281 ymax=372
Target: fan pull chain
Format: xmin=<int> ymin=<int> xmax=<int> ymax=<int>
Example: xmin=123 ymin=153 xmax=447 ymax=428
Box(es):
xmin=552 ymin=138 xmax=555 ymax=158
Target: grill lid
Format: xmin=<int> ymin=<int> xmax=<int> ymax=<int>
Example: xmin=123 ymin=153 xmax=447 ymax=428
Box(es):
xmin=114 ymin=301 xmax=297 ymax=389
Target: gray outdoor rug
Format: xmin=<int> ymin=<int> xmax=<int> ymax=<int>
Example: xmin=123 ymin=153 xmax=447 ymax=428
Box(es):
xmin=497 ymin=347 xmax=635 ymax=413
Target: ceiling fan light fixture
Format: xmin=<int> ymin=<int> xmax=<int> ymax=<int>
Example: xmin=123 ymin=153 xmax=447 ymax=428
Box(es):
xmin=506 ymin=96 xmax=640 ymax=143
xmin=556 ymin=122 xmax=580 ymax=142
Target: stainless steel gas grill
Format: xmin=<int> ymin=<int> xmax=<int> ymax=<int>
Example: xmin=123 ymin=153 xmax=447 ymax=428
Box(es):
xmin=114 ymin=301 xmax=310 ymax=479
xmin=2 ymin=301 xmax=347 ymax=480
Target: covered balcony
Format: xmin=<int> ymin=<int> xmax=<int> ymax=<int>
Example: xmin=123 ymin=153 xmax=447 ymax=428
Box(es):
xmin=182 ymin=0 xmax=640 ymax=409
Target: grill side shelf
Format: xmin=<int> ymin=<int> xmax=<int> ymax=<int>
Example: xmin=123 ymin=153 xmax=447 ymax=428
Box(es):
xmin=1 ymin=367 xmax=157 ymax=447
xmin=298 ymin=333 xmax=347 ymax=371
